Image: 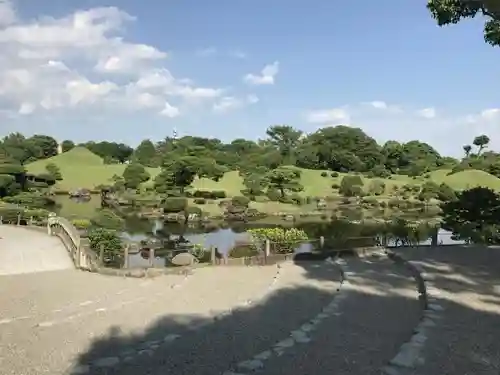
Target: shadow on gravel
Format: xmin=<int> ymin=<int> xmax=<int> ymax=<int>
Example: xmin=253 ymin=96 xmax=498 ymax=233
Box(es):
xmin=394 ymin=245 xmax=500 ymax=307
xmin=65 ymin=251 xmax=500 ymax=375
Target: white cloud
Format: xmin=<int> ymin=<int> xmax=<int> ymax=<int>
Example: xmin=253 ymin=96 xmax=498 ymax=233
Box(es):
xmin=229 ymin=50 xmax=247 ymax=59
xmin=480 ymin=108 xmax=500 ymax=120
xmin=160 ymin=102 xmax=180 ymax=118
xmin=306 ymin=107 xmax=350 ymax=124
xmin=417 ymin=107 xmax=437 ymax=119
xmin=0 ymin=1 xmax=223 ymax=118
xmin=243 ymin=61 xmax=279 ymax=85
xmin=195 ymin=47 xmax=216 ymax=57
xmin=213 ymin=94 xmax=259 ymax=113
xmin=369 ymin=100 xmax=388 ymax=109
xmin=0 ymin=0 xmax=16 ymax=26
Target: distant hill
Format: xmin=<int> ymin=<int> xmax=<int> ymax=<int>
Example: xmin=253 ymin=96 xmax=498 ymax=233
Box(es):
xmin=27 ymin=147 xmax=104 ymax=171
xmin=24 ymin=148 xmax=500 ymax=194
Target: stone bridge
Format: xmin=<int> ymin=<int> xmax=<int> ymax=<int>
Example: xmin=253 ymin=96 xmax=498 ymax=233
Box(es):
xmin=0 ymin=218 xmax=499 ymax=375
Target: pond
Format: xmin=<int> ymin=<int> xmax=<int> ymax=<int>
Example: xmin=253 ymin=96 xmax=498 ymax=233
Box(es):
xmin=52 ymin=195 xmax=463 ymax=269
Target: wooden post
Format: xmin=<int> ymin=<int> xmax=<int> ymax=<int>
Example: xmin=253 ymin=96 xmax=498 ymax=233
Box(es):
xmin=29 ymin=216 xmax=33 ymax=226
xmin=265 ymin=239 xmax=270 ymax=257
xmin=320 ymin=236 xmax=325 ymax=249
xmin=123 ymin=244 xmax=129 ymax=269
xmin=210 ymin=246 xmax=216 ymax=265
xmin=0 ymin=216 xmax=3 ymax=225
xmin=17 ymin=213 xmax=21 ymax=226
xmin=99 ymin=244 xmax=105 ymax=265
xmin=149 ymin=248 xmax=155 ymax=268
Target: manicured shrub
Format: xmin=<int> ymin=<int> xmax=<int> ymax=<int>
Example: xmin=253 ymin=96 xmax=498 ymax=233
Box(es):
xmin=266 ymin=188 xmax=281 ymax=201
xmin=193 ymin=198 xmax=206 ymax=205
xmin=320 ymin=171 xmax=328 ymax=177
xmin=231 ymin=195 xmax=250 ymax=207
xmin=162 ymin=197 xmax=188 ymax=213
xmin=331 ymin=172 xmax=339 ymax=177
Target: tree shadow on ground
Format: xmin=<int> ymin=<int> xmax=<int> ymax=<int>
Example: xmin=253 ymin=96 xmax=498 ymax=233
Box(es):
xmin=65 ymin=250 xmax=500 ymax=375
xmin=393 ymin=245 xmax=500 ymax=308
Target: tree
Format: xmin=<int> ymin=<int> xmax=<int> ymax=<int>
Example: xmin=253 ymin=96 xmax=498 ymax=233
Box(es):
xmin=437 ymin=182 xmax=457 ymax=201
xmin=45 ymin=163 xmax=62 ymax=181
xmin=339 ymin=175 xmax=364 ymax=197
xmin=266 ymin=167 xmax=303 ymax=198
xmin=122 ymin=164 xmax=150 ymax=189
xmin=61 ymin=140 xmax=75 ymax=153
xmin=266 ymin=125 xmax=303 ymax=165
xmin=441 ymin=187 xmax=500 ymax=244
xmin=427 ymin=0 xmax=500 ymax=47
xmin=473 ymin=134 xmax=490 ymax=155
xmin=28 ymin=135 xmax=59 ymax=159
xmin=463 ymin=144 xmax=472 ymax=157
xmin=133 ymin=139 xmax=158 ymax=167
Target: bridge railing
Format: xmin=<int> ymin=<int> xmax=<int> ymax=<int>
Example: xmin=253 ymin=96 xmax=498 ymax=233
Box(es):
xmin=47 ymin=214 xmax=102 ymax=271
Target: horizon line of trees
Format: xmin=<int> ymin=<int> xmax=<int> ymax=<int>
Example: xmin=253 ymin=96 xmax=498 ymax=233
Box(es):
xmin=0 ymin=126 xmax=497 ymax=178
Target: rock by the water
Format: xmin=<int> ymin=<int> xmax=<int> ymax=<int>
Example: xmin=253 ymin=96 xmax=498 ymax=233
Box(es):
xmin=171 ymin=252 xmax=198 ymax=266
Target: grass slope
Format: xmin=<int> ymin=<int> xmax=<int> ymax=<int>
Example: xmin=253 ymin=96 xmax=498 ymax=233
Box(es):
xmin=25 ymin=147 xmax=500 ymax=194
xmin=26 ymin=148 xmax=161 ymax=191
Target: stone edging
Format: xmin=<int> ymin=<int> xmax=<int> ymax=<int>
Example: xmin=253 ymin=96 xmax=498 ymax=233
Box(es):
xmin=382 ymin=249 xmax=445 ymax=374
xmin=70 ymin=262 xmax=285 ymax=374
xmin=222 ymin=256 xmax=347 ymax=375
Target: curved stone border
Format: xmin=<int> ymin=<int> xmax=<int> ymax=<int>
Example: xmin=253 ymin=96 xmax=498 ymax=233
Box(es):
xmin=70 ymin=263 xmax=284 ymax=374
xmin=221 ymin=256 xmax=347 ymax=375
xmin=382 ymin=249 xmax=445 ymax=374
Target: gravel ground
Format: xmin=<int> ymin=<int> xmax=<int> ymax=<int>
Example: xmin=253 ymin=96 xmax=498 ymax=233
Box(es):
xmin=67 ymin=261 xmax=341 ymax=375
xmin=0 ymin=265 xmax=282 ymax=375
xmin=393 ymin=246 xmax=500 ymax=375
xmin=256 ymin=256 xmax=422 ymax=375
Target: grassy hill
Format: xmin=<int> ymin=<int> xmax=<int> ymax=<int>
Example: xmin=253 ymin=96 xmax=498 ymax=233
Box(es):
xmin=26 ymin=148 xmax=161 ymax=191
xmin=25 ymin=147 xmax=500 ymax=194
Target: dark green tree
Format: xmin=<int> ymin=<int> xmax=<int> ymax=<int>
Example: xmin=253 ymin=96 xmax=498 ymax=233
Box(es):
xmin=132 ymin=140 xmax=158 ymax=167
xmin=45 ymin=163 xmax=62 ymax=181
xmin=427 ymin=0 xmax=500 ymax=47
xmin=473 ymin=134 xmax=490 ymax=155
xmin=441 ymin=187 xmax=500 ymax=244
xmin=122 ymin=163 xmax=150 ymax=189
xmin=266 ymin=125 xmax=303 ymax=165
xmin=266 ymin=167 xmax=303 ymax=198
xmin=61 ymin=140 xmax=75 ymax=153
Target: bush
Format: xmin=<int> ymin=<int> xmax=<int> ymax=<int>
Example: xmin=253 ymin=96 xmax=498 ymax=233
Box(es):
xmin=290 ymin=193 xmax=304 ymax=205
xmin=247 ymin=227 xmax=308 ymax=254
xmin=212 ymin=190 xmax=227 ymax=199
xmin=71 ymin=218 xmax=91 ymax=229
xmin=331 ymin=183 xmax=340 ymax=189
xmin=91 ymin=209 xmax=124 ymax=230
xmin=339 ymin=175 xmax=364 ymax=197
xmin=162 ymin=197 xmax=188 ymax=213
xmin=266 ymin=188 xmax=281 ymax=201
xmin=193 ymin=198 xmax=206 ymax=205
xmin=185 ymin=206 xmax=203 ymax=216
xmin=192 ymin=190 xmax=227 ymax=199
xmin=331 ymin=171 xmax=339 ymax=177
xmin=368 ymin=180 xmax=386 ymax=196
xmin=232 ymin=195 xmax=250 ymax=207
xmin=279 ymin=196 xmax=295 ymax=204
xmin=228 ymin=242 xmax=259 ymax=258
xmin=87 ymin=228 xmax=123 ymax=268
xmin=320 ymin=171 xmax=328 ymax=177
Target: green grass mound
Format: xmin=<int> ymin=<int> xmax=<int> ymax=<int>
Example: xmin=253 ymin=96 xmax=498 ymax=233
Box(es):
xmin=27 ymin=147 xmax=104 ymax=171
xmin=441 ymin=169 xmax=500 ymax=191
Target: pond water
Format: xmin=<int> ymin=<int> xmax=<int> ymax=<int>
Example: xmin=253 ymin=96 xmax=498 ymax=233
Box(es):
xmin=52 ymin=195 xmax=464 ymax=269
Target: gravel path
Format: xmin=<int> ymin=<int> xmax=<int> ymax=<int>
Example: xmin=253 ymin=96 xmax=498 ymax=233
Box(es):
xmin=0 ymin=226 xmax=74 ymax=275
xmin=66 ymin=261 xmax=341 ymax=375
xmin=255 ymin=255 xmax=422 ymax=375
xmin=392 ymin=246 xmax=500 ymax=375
xmin=0 ymin=264 xmax=281 ymax=375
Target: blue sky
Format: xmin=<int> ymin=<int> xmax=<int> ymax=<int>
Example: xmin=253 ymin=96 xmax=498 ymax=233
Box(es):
xmin=0 ymin=0 xmax=499 ymax=156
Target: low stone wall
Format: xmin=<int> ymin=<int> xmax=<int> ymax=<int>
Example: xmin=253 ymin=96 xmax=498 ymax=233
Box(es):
xmin=381 ymin=248 xmax=446 ymax=373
